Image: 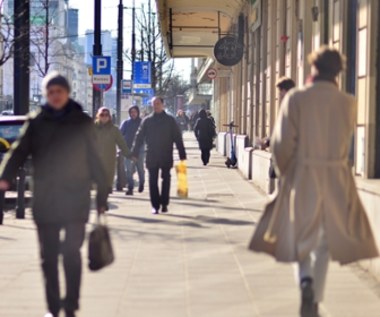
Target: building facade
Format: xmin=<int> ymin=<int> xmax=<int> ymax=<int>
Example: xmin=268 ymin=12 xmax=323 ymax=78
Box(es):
xmin=156 ymin=0 xmax=380 ymax=278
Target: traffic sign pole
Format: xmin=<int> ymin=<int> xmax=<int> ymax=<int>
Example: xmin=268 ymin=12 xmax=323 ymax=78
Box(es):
xmin=93 ymin=0 xmax=103 ymax=117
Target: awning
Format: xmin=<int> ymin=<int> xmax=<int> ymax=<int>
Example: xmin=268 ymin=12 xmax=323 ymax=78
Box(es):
xmin=188 ymin=93 xmax=212 ymax=106
xmin=155 ymin=0 xmax=245 ymax=58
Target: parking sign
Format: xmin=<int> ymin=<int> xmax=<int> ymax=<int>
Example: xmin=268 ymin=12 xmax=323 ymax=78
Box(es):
xmin=133 ymin=61 xmax=152 ymax=88
xmin=93 ymin=56 xmax=112 ymax=85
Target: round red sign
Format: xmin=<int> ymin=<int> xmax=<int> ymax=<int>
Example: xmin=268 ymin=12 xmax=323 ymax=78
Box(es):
xmin=93 ymin=75 xmax=114 ymax=92
xmin=207 ymin=68 xmax=217 ymax=80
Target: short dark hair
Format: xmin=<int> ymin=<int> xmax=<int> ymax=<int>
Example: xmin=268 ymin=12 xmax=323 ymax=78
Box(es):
xmin=308 ymin=46 xmax=346 ymax=77
xmin=276 ymin=77 xmax=296 ymax=92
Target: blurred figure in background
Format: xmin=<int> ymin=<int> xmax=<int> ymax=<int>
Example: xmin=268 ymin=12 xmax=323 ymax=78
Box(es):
xmin=95 ymin=107 xmax=130 ymax=194
xmin=194 ymin=109 xmax=216 ymax=166
xmin=175 ymin=109 xmax=190 ymax=133
xmin=120 ymin=106 xmax=145 ymax=196
xmin=0 ymin=73 xmax=108 ymax=317
xmin=267 ymin=77 xmax=296 ymax=183
xmin=206 ymin=110 xmax=216 ymax=126
xmin=276 ymin=76 xmax=296 ymax=103
xmin=250 ymin=47 xmax=379 ymax=317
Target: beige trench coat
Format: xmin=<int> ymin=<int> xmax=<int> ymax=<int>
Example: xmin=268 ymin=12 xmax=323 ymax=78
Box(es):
xmin=249 ymin=81 xmax=379 ymax=265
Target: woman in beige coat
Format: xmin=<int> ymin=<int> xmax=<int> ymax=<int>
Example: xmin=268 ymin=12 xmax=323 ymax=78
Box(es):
xmin=249 ymin=47 xmax=379 ymax=317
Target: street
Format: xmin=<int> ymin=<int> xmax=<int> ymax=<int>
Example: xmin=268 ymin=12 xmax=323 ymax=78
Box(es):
xmin=0 ymin=135 xmax=379 ymax=317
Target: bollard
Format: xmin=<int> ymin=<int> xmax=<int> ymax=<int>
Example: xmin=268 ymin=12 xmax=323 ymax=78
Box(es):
xmin=16 ymin=166 xmax=26 ymax=219
xmin=0 ymin=191 xmax=4 ymax=225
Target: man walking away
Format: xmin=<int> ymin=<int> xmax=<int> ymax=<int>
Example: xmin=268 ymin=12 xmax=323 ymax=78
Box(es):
xmin=250 ymin=47 xmax=379 ymax=317
xmin=120 ymin=106 xmax=145 ymax=195
xmin=0 ymin=72 xmax=108 ymax=317
xmin=276 ymin=77 xmax=296 ymax=103
xmin=194 ymin=109 xmax=216 ymax=166
xmin=132 ymin=97 xmax=187 ymax=215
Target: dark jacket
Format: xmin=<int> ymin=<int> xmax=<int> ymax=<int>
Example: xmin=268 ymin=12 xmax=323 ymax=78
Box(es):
xmin=132 ymin=111 xmax=187 ymax=169
xmin=95 ymin=121 xmax=130 ymax=187
xmin=194 ymin=110 xmax=216 ymax=150
xmin=0 ymin=100 xmax=108 ymax=224
xmin=120 ymin=106 xmax=142 ymax=149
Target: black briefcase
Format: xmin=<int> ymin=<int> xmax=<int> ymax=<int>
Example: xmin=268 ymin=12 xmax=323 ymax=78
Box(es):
xmin=88 ymin=216 xmax=115 ymax=271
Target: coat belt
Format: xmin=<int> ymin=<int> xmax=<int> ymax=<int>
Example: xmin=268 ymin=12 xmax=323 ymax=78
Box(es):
xmin=299 ymin=158 xmax=348 ymax=167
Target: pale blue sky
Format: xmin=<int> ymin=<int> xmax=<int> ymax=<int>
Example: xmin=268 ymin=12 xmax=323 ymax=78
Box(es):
xmin=69 ymin=0 xmax=191 ymax=81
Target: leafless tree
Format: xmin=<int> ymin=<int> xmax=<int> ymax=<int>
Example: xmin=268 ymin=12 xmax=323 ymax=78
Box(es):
xmin=30 ymin=0 xmax=74 ymax=78
xmin=124 ymin=1 xmax=176 ymax=94
xmin=0 ymin=0 xmax=15 ymax=66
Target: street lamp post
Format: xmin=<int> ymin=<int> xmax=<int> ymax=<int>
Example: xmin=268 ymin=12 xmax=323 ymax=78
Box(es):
xmin=116 ymin=0 xmax=123 ymax=125
xmin=92 ymin=0 xmax=103 ymax=117
xmin=14 ymin=0 xmax=30 ymax=116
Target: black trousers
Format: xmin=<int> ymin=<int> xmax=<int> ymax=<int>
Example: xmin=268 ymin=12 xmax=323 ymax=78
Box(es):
xmin=201 ymin=148 xmax=211 ymax=165
xmin=37 ymin=223 xmax=85 ymax=315
xmin=148 ymin=166 xmax=171 ymax=210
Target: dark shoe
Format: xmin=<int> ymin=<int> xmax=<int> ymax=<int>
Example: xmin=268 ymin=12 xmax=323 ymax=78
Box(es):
xmin=313 ymin=303 xmax=319 ymax=317
xmin=300 ymin=277 xmax=315 ymax=317
xmin=151 ymin=208 xmax=159 ymax=215
xmin=138 ymin=184 xmax=144 ymax=193
xmin=161 ymin=206 xmax=168 ymax=213
xmin=126 ymin=189 xmax=134 ymax=196
xmin=108 ymin=187 xmax=113 ymax=194
xmin=65 ymin=311 xmax=76 ymax=317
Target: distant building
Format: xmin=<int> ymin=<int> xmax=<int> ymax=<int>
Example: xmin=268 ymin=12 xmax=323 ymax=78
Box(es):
xmin=82 ymin=30 xmax=113 ymax=65
xmin=67 ymin=8 xmax=79 ymax=45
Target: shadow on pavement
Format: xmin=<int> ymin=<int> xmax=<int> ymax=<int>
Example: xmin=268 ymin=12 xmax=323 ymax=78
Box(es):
xmin=163 ymin=214 xmax=255 ymax=226
xmin=0 ymin=235 xmax=15 ymax=241
xmin=107 ymin=213 xmax=207 ymax=229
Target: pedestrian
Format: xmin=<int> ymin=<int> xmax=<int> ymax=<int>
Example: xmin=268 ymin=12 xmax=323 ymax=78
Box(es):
xmin=194 ymin=109 xmax=216 ymax=166
xmin=0 ymin=72 xmax=109 ymax=317
xmin=95 ymin=107 xmax=130 ymax=194
xmin=249 ymin=46 xmax=379 ymax=317
xmin=276 ymin=76 xmax=296 ymax=103
xmin=132 ymin=97 xmax=187 ymax=215
xmin=268 ymin=77 xmax=296 ymax=181
xmin=190 ymin=110 xmax=200 ymax=131
xmin=120 ymin=105 xmax=145 ymax=195
xmin=206 ymin=110 xmax=216 ymax=126
xmin=175 ymin=109 xmax=190 ymax=133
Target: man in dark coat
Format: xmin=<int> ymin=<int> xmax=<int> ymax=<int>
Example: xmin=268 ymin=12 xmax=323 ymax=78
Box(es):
xmin=0 ymin=73 xmax=108 ymax=317
xmin=194 ymin=109 xmax=216 ymax=166
xmin=120 ymin=105 xmax=145 ymax=195
xmin=132 ymin=97 xmax=187 ymax=214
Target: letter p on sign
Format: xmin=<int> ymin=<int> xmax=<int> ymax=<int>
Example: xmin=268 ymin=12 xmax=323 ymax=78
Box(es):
xmin=93 ymin=56 xmax=111 ymax=75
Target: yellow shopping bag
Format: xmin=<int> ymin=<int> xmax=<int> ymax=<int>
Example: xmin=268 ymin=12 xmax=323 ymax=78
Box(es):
xmin=176 ymin=161 xmax=188 ymax=198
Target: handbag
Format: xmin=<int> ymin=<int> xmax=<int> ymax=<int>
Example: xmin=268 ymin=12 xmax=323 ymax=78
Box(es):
xmin=88 ymin=215 xmax=115 ymax=271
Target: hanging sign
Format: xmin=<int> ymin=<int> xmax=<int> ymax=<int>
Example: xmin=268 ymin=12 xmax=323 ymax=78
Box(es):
xmin=214 ymin=36 xmax=244 ymax=67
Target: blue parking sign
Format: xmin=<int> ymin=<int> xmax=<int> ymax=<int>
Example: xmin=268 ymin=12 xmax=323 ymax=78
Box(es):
xmin=93 ymin=56 xmax=111 ymax=75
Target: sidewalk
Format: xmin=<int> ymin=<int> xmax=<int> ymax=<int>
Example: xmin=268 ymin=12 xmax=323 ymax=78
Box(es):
xmin=0 ymin=133 xmax=379 ymax=317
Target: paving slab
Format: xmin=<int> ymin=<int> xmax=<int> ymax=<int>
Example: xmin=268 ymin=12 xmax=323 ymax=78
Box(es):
xmin=0 ymin=134 xmax=379 ymax=317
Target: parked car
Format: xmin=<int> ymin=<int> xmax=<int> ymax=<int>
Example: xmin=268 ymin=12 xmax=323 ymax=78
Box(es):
xmin=0 ymin=116 xmax=32 ymax=187
xmin=1 ymin=110 xmax=14 ymax=116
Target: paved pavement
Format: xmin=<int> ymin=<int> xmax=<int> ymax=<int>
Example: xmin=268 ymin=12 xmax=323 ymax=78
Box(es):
xmin=0 ymin=134 xmax=379 ymax=317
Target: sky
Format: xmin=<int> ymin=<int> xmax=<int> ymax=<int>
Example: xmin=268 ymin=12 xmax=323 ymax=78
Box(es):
xmin=69 ymin=0 xmax=192 ymax=81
